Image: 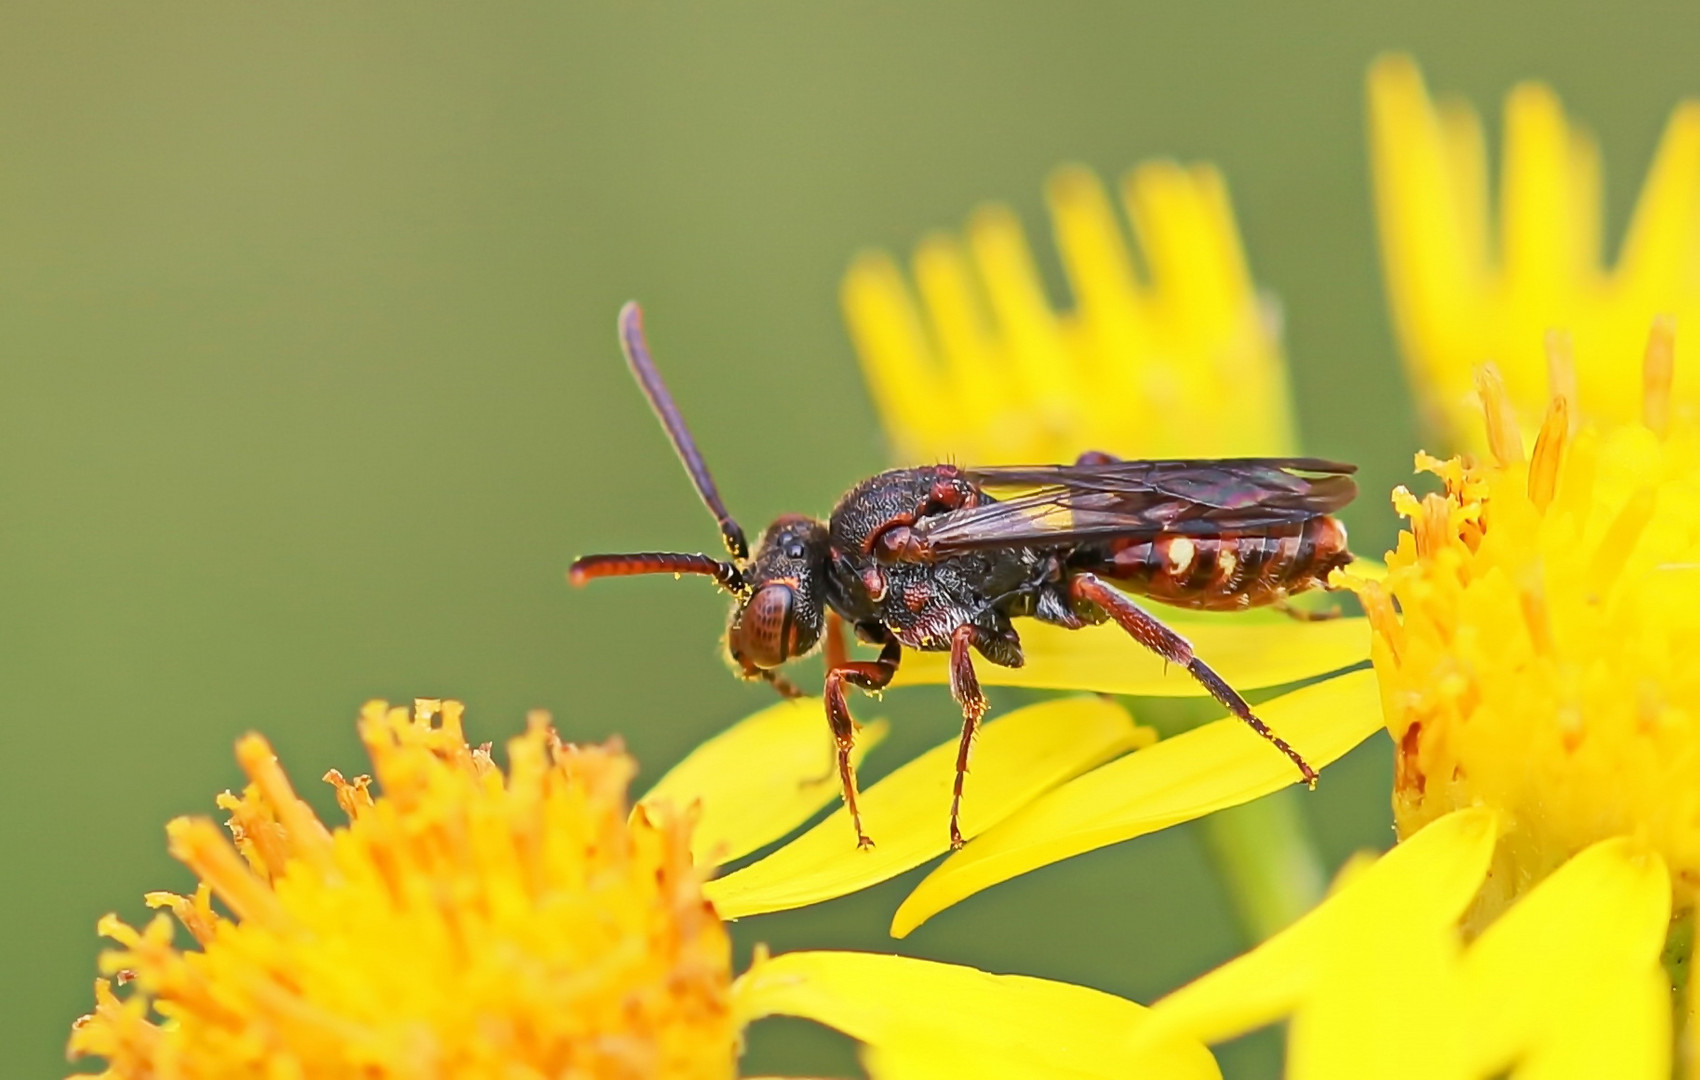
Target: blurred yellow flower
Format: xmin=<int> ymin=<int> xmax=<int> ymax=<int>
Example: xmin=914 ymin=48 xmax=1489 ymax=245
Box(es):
xmin=1370 ymin=52 xmax=1700 ymax=446
xmin=69 ymin=697 xmax=1219 ymax=1080
xmin=1125 ymin=329 xmax=1700 ymax=1077
xmin=844 ymin=161 xmax=1295 ymax=464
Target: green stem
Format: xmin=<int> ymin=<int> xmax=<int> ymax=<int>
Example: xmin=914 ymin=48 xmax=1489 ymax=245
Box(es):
xmin=1197 ymin=787 xmax=1326 ymax=942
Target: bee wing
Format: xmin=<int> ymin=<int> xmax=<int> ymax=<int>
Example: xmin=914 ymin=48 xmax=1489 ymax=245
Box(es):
xmin=912 ymin=458 xmax=1358 ymax=554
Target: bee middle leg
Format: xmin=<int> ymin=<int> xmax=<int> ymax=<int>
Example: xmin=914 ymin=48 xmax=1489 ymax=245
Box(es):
xmin=946 ymin=624 xmax=991 ymax=850
xmin=1068 ymin=572 xmax=1318 ymax=786
xmin=822 ymin=624 xmax=902 ymax=849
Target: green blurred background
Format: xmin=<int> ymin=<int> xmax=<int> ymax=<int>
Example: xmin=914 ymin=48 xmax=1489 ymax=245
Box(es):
xmin=5 ymin=3 xmax=1698 ymax=1076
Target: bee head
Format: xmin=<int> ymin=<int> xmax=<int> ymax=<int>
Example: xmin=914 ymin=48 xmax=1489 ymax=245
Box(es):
xmin=727 ymin=516 xmax=830 ymax=670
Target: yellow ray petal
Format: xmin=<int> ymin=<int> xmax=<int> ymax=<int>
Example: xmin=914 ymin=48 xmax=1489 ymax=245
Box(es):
xmin=733 ymin=950 xmax=1221 ymax=1080
xmin=893 ymin=615 xmax=1369 ymax=697
xmin=968 ymin=204 xmax=1079 ymax=422
xmin=638 ymin=697 xmax=889 ymax=871
xmin=1127 ymin=160 xmax=1245 ymax=333
xmin=842 ymin=250 xmax=950 ymax=460
xmin=705 ymin=697 xmax=1147 ymax=919
xmin=1501 ymin=81 xmax=1583 ymax=301
xmin=913 ymin=232 xmax=1014 ymax=440
xmin=891 ymin=668 xmax=1381 ymax=937
xmin=1135 ymin=808 xmax=1499 ymax=1057
xmin=1456 ymin=838 xmax=1671 ymax=1080
xmin=1616 ymin=100 xmax=1700 ymax=299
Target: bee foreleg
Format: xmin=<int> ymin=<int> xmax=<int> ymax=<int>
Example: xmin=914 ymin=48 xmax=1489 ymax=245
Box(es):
xmin=747 ymin=665 xmax=803 ymax=699
xmin=1068 ymin=573 xmax=1318 ymax=787
xmin=822 ymin=626 xmax=902 ymax=850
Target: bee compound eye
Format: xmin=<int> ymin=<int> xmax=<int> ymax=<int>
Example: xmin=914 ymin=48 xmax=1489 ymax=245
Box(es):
xmin=735 ymin=583 xmax=797 ymax=668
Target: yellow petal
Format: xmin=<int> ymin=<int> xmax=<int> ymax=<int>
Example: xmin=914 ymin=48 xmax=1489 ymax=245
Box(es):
xmin=1136 ymin=808 xmax=1499 ymax=1061
xmin=1137 ymin=824 xmax=1671 ymax=1080
xmin=891 ymin=668 xmax=1381 ymax=937
xmin=842 ymin=250 xmax=950 ymax=461
xmin=893 ymin=615 xmax=1368 ymax=697
xmin=638 ymin=697 xmax=889 ymax=871
xmin=705 ymin=697 xmax=1147 ymax=919
xmin=1501 ymin=81 xmax=1585 ymax=301
xmin=733 ymin=950 xmax=1220 ymax=1080
xmin=1456 ymin=838 xmax=1671 ymax=1080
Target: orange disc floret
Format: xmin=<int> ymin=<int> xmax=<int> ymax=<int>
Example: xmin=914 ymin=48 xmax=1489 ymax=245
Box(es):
xmin=68 ymin=700 xmax=735 ymax=1080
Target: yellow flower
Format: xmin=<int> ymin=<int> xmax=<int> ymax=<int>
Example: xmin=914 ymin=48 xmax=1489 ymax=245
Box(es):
xmin=1357 ymin=340 xmax=1700 ymax=922
xmin=69 ymin=696 xmax=1219 ymax=1079
xmin=829 ymin=163 xmax=1381 ymax=942
xmin=1111 ymin=331 xmax=1699 ymax=1077
xmin=844 ymin=161 xmax=1295 ymax=464
xmin=1133 ymin=809 xmax=1672 ymax=1078
xmin=1369 ymin=52 xmax=1700 ymax=446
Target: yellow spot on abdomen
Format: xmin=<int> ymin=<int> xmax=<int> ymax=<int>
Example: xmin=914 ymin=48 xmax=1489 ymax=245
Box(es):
xmin=1216 ymin=550 xmax=1237 ymax=582
xmin=1165 ymin=536 xmax=1196 ymax=576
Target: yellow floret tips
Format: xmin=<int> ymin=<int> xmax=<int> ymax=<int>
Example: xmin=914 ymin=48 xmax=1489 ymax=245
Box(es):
xmin=844 ymin=160 xmax=1295 ymax=465
xmin=1352 ymin=326 xmax=1700 ymax=926
xmin=1370 ymin=52 xmax=1700 ymax=447
xmin=68 ymin=699 xmax=736 ymax=1080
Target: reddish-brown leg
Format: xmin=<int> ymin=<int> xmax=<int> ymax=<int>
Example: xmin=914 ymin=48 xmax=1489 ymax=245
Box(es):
xmin=823 ymin=626 xmax=902 ymax=849
xmin=947 ymin=623 xmax=990 ymax=849
xmin=797 ymin=612 xmax=854 ymax=788
xmin=824 ymin=609 xmax=850 ymax=670
xmin=1069 ymin=573 xmax=1318 ymax=786
xmin=739 ymin=659 xmax=803 ymax=699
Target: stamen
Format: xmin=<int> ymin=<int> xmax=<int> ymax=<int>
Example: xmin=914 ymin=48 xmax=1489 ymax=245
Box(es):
xmin=1527 ymin=394 xmax=1569 ymax=512
xmin=143 ymin=886 xmax=221 ymax=946
xmin=323 ymin=769 xmax=375 ymax=820
xmin=235 ymin=734 xmax=335 ymax=873
xmin=165 ymin=817 xmax=289 ymax=927
xmin=1475 ymin=364 xmax=1525 ymax=466
xmin=1415 ymin=492 xmax=1455 ymax=559
xmin=1543 ymin=329 xmax=1578 ymax=433
xmin=1643 ymin=314 xmax=1676 ymax=437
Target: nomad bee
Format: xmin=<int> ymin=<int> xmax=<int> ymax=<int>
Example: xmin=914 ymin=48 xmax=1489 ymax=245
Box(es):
xmin=572 ymin=303 xmax=1357 ymax=850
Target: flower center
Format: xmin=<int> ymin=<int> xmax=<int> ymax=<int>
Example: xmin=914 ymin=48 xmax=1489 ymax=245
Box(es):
xmin=69 ymin=700 xmax=736 ymax=1079
xmin=1356 ymin=322 xmax=1700 ymax=925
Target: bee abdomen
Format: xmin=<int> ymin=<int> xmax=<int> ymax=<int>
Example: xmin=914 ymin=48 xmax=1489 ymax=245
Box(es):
xmin=1096 ymin=517 xmax=1351 ymax=611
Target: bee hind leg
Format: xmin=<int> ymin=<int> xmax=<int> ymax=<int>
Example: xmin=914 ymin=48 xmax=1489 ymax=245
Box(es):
xmin=1273 ymin=597 xmax=1342 ymax=622
xmin=1068 ymin=572 xmax=1318 ymax=787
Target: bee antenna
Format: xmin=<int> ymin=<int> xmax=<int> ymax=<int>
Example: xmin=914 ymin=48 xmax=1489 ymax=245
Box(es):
xmin=569 ymin=552 xmax=746 ymax=595
xmin=618 ymin=302 xmax=749 ymax=561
